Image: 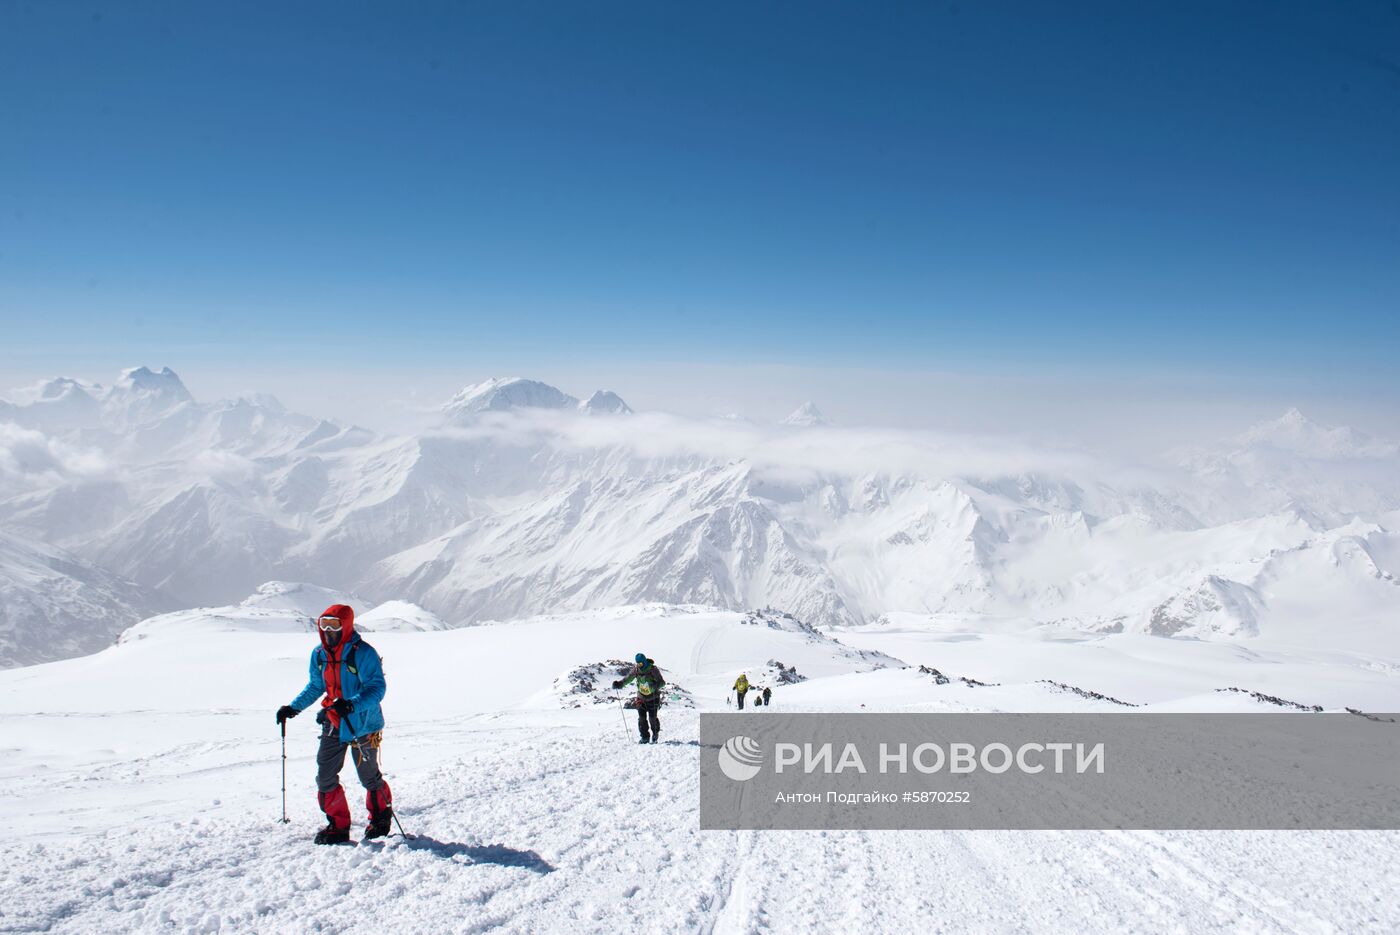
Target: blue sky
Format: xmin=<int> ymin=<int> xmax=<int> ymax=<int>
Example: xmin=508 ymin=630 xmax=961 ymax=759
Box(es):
xmin=1 ymin=1 xmax=1398 ymax=429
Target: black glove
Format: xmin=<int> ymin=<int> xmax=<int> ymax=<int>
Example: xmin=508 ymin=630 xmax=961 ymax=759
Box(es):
xmin=276 ymin=705 xmax=298 ymax=724
xmin=331 ymin=698 xmax=354 ymax=718
xmin=612 ymin=679 xmax=624 ymax=689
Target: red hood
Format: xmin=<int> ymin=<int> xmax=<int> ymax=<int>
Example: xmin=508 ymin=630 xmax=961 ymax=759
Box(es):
xmin=318 ymin=604 xmax=356 ymax=651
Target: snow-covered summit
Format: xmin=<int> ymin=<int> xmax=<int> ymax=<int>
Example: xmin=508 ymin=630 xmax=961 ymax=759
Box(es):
xmin=239 ymin=581 xmax=364 ymax=617
xmin=2 ymin=366 xmax=196 ymax=432
xmin=0 ymin=378 xmax=103 ymax=431
xmin=579 ymin=390 xmax=633 ymax=415
xmin=114 ymin=365 xmax=189 ymax=398
xmin=1237 ymin=408 xmax=1397 ymax=459
xmin=1169 ymin=410 xmax=1400 ymax=524
xmin=107 ymin=363 xmax=191 ymax=408
xmin=442 ymin=378 xmax=634 ymax=421
xmin=356 ymin=600 xmax=449 ymax=631
xmin=781 ymin=401 xmax=829 ymax=427
xmin=441 ymin=377 xmax=580 ymax=422
xmin=7 ymin=377 xmax=100 ymax=406
xmin=104 ymin=366 xmax=194 ymax=426
xmin=233 ymin=392 xmax=287 ymax=414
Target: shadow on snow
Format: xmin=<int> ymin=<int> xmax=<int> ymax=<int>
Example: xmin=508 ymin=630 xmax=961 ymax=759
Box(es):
xmin=399 ymin=834 xmax=555 ymax=874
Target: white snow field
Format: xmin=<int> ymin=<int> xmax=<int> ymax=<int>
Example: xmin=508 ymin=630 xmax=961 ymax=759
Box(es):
xmin=2 ymin=602 xmax=1397 ymax=934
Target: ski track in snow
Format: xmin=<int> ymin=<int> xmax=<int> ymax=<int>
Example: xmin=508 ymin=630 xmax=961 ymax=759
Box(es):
xmin=5 ymin=710 xmax=1396 ymax=935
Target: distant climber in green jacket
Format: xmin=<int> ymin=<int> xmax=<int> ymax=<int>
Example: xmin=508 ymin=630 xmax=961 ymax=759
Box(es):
xmin=614 ymin=653 xmax=666 ymax=744
xmin=733 ymin=673 xmax=750 ymax=710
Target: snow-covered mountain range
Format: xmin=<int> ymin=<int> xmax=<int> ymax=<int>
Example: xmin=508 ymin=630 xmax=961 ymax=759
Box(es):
xmin=1 ymin=367 xmax=1397 ymax=665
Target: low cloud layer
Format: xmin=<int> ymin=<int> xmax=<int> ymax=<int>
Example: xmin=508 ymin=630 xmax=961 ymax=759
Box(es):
xmin=432 ymin=408 xmax=1171 ymax=492
xmin=0 ymin=423 xmax=110 ymax=493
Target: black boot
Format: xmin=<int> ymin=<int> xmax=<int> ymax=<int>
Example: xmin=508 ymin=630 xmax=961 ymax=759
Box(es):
xmin=365 ymin=808 xmax=393 ymax=840
xmin=650 ymin=733 xmax=659 ymax=744
xmin=313 ymin=823 xmax=351 ymax=845
xmin=638 ymin=735 xmax=650 ymax=744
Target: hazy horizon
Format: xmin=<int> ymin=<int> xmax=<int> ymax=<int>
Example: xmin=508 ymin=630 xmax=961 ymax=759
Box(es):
xmin=5 ymin=358 xmax=1398 ymax=462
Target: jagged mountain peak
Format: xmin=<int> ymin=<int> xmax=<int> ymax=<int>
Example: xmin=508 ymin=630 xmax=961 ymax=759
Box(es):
xmin=230 ymin=392 xmax=286 ymax=413
xmin=36 ymin=377 xmax=96 ymax=401
xmin=4 ymin=376 xmax=100 ymax=406
xmin=103 ymin=366 xmax=195 ymax=426
xmin=580 ymin=390 xmax=632 ymax=415
xmin=781 ymin=401 xmax=829 ymax=427
xmin=113 ymin=366 xmax=191 ymax=398
xmin=442 ymin=377 xmax=579 ymax=421
xmin=0 ymin=377 xmax=104 ymax=432
xmin=1237 ymin=408 xmax=1395 ymax=459
xmin=1242 ymin=407 xmax=1318 ymax=440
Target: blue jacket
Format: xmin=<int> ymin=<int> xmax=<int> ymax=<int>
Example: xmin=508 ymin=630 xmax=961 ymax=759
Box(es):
xmin=289 ymin=631 xmax=386 ymax=742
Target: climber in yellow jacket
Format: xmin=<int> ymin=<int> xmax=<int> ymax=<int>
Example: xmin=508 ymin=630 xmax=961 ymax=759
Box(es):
xmin=733 ymin=673 xmax=750 ymax=710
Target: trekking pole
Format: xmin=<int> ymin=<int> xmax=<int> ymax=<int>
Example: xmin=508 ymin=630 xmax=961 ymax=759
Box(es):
xmin=618 ymin=698 xmax=631 ymax=742
xmin=374 ymin=734 xmax=413 ymax=840
xmin=279 ymin=719 xmax=290 ymax=824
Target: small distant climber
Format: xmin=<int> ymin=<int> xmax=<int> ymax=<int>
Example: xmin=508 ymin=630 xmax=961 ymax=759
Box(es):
xmin=614 ymin=653 xmax=666 ymax=744
xmin=275 ymin=604 xmax=393 ymax=844
xmin=733 ymin=673 xmax=750 ymax=709
xmin=762 ymin=685 xmax=772 ymax=708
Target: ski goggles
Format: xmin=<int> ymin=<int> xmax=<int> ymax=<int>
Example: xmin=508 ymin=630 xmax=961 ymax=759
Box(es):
xmin=317 ymin=616 xmax=344 ymax=631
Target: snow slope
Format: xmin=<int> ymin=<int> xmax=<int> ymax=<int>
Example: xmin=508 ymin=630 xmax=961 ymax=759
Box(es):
xmin=2 ymin=603 xmax=1396 ymax=933
xmin=0 ymin=528 xmax=166 ymax=666
xmin=115 ymin=586 xmax=448 ymax=644
xmin=356 ymin=600 xmax=450 ymax=632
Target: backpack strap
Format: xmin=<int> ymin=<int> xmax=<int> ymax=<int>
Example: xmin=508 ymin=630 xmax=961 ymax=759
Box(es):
xmin=314 ymin=643 xmax=360 ymax=673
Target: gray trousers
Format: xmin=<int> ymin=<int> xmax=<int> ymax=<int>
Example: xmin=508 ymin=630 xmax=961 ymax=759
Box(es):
xmin=316 ymin=718 xmax=386 ymax=794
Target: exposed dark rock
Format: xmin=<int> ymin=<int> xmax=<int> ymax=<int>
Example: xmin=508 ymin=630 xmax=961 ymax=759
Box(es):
xmin=1037 ymin=679 xmax=1139 ymax=707
xmin=1215 ymin=687 xmax=1322 ymax=712
xmin=917 ymin=664 xmax=998 ymax=688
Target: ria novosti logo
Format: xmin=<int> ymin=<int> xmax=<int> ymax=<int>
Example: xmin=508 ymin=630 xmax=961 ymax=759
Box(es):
xmin=718 ymin=735 xmax=763 ymax=781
